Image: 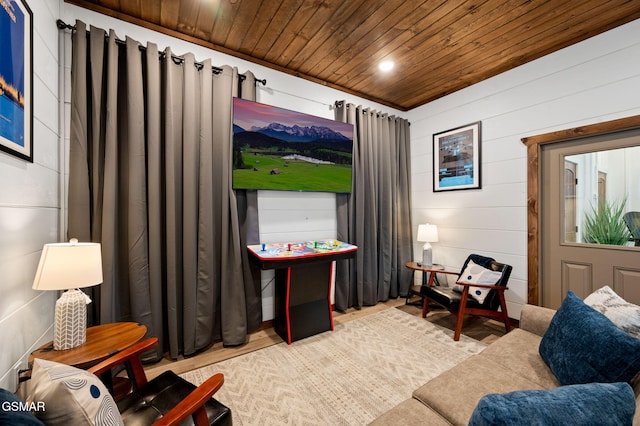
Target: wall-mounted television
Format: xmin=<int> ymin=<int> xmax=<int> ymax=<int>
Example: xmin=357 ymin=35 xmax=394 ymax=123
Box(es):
xmin=232 ymin=98 xmax=354 ymax=193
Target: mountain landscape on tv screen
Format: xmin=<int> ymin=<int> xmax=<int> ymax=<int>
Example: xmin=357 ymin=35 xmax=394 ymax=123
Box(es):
xmin=231 ymin=99 xmax=353 ymax=193
xmin=239 ymin=122 xmax=351 ymax=142
xmin=233 ymin=123 xmax=352 ymax=165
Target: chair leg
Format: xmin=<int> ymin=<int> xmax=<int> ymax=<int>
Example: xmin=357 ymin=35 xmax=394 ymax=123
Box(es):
xmin=498 ymin=290 xmax=511 ymax=333
xmin=422 ymin=296 xmax=429 ymax=318
xmin=453 ymin=289 xmax=470 ymax=341
xmin=453 ymin=313 xmax=464 ymax=342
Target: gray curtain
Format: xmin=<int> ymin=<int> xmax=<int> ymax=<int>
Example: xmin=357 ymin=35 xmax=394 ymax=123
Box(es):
xmin=67 ymin=20 xmax=261 ymax=359
xmin=334 ymin=102 xmax=413 ymax=310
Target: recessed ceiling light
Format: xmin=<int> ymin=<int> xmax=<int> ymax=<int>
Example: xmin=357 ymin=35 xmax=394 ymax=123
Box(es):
xmin=378 ymin=60 xmax=394 ymax=72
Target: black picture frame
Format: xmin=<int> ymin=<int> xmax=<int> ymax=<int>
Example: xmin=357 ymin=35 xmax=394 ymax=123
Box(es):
xmin=433 ymin=121 xmax=481 ymax=192
xmin=0 ymin=0 xmax=33 ymax=162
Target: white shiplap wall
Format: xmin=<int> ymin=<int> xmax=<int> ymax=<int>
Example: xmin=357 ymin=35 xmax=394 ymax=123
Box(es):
xmin=408 ymin=18 xmax=640 ymax=320
xmin=0 ymin=0 xmax=62 ymax=391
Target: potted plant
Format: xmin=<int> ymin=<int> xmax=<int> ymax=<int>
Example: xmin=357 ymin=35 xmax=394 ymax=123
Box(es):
xmin=582 ymin=198 xmax=632 ymax=245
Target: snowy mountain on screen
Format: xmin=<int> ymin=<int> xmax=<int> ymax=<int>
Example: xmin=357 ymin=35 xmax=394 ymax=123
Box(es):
xmin=238 ymin=122 xmax=350 ymax=142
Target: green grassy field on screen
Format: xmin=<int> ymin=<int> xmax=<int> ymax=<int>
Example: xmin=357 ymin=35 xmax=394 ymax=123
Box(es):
xmin=233 ymin=154 xmax=352 ymax=192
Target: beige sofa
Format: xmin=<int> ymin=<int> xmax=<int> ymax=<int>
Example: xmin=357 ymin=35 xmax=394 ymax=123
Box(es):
xmin=370 ymin=304 xmax=640 ymax=425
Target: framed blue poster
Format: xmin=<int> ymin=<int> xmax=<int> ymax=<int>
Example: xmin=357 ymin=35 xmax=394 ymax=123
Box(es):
xmin=433 ymin=121 xmax=481 ymax=192
xmin=0 ymin=0 xmax=33 ymax=162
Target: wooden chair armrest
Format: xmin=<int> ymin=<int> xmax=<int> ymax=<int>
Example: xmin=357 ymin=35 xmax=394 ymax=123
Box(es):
xmin=88 ymin=337 xmax=158 ymax=391
xmin=153 ymin=373 xmax=225 ymax=426
xmin=454 ymin=281 xmax=508 ymax=291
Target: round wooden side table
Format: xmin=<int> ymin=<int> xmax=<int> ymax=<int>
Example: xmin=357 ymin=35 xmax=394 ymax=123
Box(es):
xmin=29 ymin=322 xmax=147 ymax=369
xmin=405 ymin=261 xmax=444 ymax=305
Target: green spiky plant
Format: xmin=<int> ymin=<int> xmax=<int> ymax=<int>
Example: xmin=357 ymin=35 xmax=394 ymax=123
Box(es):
xmin=582 ymin=198 xmax=632 ymax=245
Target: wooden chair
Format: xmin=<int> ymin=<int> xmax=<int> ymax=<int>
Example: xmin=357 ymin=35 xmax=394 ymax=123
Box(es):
xmin=623 ymin=211 xmax=640 ymax=246
xmin=88 ymin=337 xmax=231 ymax=426
xmin=420 ymin=254 xmax=512 ymax=341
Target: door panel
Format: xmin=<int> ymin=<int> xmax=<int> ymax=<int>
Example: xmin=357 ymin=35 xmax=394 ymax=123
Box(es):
xmin=561 ymin=261 xmax=592 ymax=297
xmin=541 ymin=129 xmax=640 ymax=309
xmin=614 ymin=268 xmax=640 ymax=301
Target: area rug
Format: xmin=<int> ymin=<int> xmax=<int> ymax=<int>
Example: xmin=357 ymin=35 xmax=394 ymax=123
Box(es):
xmin=181 ymin=308 xmax=486 ymax=425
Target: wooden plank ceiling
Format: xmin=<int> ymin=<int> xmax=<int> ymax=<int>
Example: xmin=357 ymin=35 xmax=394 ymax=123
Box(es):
xmin=66 ymin=0 xmax=640 ymax=111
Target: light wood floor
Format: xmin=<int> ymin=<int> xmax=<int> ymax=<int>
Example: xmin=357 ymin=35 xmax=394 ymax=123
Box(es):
xmin=143 ymin=296 xmax=508 ymax=380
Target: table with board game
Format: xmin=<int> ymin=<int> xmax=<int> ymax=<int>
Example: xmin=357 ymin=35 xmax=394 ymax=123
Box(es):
xmin=247 ymin=240 xmax=357 ymax=344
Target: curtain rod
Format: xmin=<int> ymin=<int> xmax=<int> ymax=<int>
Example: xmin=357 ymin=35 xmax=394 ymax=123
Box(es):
xmin=56 ymin=19 xmax=266 ymax=86
xmin=334 ymin=101 xmax=410 ymax=123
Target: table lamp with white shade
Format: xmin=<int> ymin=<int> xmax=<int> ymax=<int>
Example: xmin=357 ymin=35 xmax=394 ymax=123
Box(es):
xmin=32 ymin=238 xmax=103 ymax=350
xmin=417 ymin=224 xmax=439 ymax=267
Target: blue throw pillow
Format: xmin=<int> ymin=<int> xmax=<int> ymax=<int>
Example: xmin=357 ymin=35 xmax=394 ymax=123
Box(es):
xmin=539 ymin=291 xmax=640 ymax=385
xmin=469 ymin=382 xmax=636 ymax=426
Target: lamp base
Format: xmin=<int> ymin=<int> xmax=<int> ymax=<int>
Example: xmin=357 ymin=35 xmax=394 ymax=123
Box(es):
xmin=53 ymin=289 xmax=88 ymax=350
xmin=422 ymin=243 xmax=433 ymax=267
